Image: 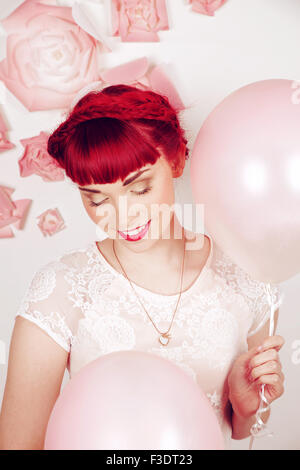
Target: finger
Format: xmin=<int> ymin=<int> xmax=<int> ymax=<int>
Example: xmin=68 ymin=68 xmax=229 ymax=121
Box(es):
xmin=245 ymin=335 xmax=285 ymax=360
xmin=255 ymin=373 xmax=283 ymax=387
xmin=250 ymin=360 xmax=282 ymax=381
xmin=255 ymin=374 xmax=285 ymax=398
xmin=248 ymin=348 xmax=279 ymax=369
xmin=257 ymin=335 xmax=285 ymax=353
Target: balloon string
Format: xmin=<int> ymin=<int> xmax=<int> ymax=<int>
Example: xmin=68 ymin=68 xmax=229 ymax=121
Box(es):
xmin=248 ymin=283 xmax=284 ymax=450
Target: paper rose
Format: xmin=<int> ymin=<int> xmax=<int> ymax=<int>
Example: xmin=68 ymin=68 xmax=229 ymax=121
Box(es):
xmin=0 ymin=0 xmax=108 ymax=111
xmin=37 ymin=208 xmax=66 ymax=236
xmin=111 ymin=0 xmax=169 ymax=42
xmin=18 ymin=131 xmax=65 ymax=182
xmin=0 ymin=185 xmax=31 ymax=238
xmin=69 ymin=56 xmax=185 ymax=114
xmin=188 ymin=0 xmax=227 ymax=16
xmin=0 ymin=112 xmax=14 ymax=153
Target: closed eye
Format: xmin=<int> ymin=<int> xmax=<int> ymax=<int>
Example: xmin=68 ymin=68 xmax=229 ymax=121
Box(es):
xmin=88 ymin=186 xmax=152 ymax=208
xmin=134 ymin=186 xmax=152 ymax=196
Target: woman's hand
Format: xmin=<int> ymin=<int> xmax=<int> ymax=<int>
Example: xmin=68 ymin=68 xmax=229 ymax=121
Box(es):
xmin=228 ymin=335 xmax=285 ymax=420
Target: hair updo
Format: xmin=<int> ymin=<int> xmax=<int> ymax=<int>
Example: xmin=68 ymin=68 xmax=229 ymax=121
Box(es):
xmin=47 ymin=84 xmax=190 ymax=186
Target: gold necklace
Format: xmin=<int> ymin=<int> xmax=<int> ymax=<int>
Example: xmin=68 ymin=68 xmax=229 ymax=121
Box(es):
xmin=112 ymin=235 xmax=186 ymax=347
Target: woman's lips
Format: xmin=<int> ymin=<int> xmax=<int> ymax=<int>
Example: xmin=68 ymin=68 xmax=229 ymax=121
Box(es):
xmin=118 ymin=219 xmax=151 ymax=241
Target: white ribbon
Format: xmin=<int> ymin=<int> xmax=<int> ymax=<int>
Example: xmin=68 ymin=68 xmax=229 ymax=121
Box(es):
xmin=248 ymin=283 xmax=284 ymax=450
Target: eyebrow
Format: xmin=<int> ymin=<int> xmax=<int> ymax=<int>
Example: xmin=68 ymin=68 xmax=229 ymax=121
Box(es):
xmin=78 ymin=169 xmax=151 ymax=194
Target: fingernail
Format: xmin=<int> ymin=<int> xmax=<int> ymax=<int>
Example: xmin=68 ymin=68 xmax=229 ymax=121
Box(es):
xmin=257 ymin=345 xmax=263 ymax=352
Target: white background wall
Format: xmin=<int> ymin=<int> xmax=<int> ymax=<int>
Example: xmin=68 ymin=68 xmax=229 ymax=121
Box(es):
xmin=0 ymin=0 xmax=299 ymax=450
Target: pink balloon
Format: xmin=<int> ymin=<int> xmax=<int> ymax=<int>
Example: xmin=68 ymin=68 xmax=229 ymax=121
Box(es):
xmin=191 ymin=79 xmax=300 ymax=283
xmin=44 ymin=351 xmax=224 ymax=450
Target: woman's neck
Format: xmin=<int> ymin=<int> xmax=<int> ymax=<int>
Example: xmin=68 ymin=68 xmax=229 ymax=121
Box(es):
xmin=113 ymin=213 xmax=186 ymax=273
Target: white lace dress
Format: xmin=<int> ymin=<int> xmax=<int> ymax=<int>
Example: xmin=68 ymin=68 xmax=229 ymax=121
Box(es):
xmin=15 ymin=233 xmax=282 ymax=449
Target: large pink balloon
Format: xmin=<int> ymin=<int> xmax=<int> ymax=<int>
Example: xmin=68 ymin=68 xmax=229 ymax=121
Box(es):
xmin=191 ymin=79 xmax=300 ymax=283
xmin=44 ymin=351 xmax=224 ymax=450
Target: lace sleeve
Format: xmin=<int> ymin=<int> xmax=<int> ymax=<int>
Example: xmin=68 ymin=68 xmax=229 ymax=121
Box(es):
xmin=214 ymin=245 xmax=283 ymax=338
xmin=15 ymin=260 xmax=75 ymax=352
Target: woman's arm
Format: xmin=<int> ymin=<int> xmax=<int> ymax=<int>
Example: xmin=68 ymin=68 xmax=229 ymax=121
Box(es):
xmin=0 ymin=316 xmax=69 ymax=450
xmin=228 ymin=308 xmax=285 ymax=440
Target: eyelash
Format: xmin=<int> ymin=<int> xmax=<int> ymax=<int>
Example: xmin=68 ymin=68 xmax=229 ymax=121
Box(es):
xmin=88 ymin=186 xmax=152 ymax=207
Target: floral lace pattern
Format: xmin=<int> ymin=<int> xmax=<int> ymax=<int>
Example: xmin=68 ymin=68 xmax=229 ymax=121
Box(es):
xmin=23 ymin=264 xmax=57 ymax=302
xmin=15 ymin=235 xmax=282 ymax=448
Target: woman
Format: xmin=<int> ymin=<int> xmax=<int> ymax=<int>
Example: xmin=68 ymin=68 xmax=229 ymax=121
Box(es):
xmin=0 ymin=85 xmax=284 ymax=450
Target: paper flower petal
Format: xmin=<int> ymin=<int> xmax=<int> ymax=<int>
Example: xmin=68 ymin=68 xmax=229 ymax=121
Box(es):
xmin=100 ymin=57 xmax=149 ymax=84
xmin=188 ymin=0 xmax=227 ymax=16
xmin=148 ymin=64 xmax=185 ymax=111
xmin=0 ymin=112 xmax=15 ymax=152
xmin=0 ymin=184 xmax=15 ymax=196
xmin=0 ymin=185 xmax=31 ymax=234
xmin=0 ymin=214 xmax=19 ymax=229
xmin=12 ymin=199 xmax=32 ymax=230
xmin=0 ymin=0 xmax=28 ymax=20
xmin=0 ymin=185 xmax=16 ymax=218
xmin=0 ymin=185 xmax=19 ymax=229
xmin=71 ymin=1 xmax=113 ymax=52
xmin=0 ymin=225 xmax=14 ymax=238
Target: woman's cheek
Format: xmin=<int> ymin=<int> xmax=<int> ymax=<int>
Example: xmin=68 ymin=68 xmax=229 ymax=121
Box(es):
xmin=148 ymin=182 xmax=175 ymax=237
xmin=83 ymin=201 xmax=107 ymax=228
xmin=158 ymin=174 xmax=175 ymax=205
xmin=85 ymin=205 xmax=95 ymax=221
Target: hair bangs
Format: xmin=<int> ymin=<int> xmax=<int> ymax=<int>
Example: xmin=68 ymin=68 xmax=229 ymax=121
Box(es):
xmin=63 ymin=117 xmax=160 ymax=186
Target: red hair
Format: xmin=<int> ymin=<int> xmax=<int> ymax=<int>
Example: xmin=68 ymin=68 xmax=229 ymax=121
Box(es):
xmin=47 ymin=84 xmax=190 ymax=186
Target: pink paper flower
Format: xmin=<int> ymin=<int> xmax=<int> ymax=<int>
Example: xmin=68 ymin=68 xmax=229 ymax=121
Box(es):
xmin=0 ymin=0 xmax=104 ymax=111
xmin=37 ymin=208 xmax=65 ymax=236
xmin=0 ymin=112 xmax=14 ymax=153
xmin=18 ymin=131 xmax=65 ymax=182
xmin=0 ymin=185 xmax=31 ymax=238
xmin=99 ymin=56 xmax=185 ymax=111
xmin=188 ymin=0 xmax=227 ymax=16
xmin=111 ymin=0 xmax=169 ymax=42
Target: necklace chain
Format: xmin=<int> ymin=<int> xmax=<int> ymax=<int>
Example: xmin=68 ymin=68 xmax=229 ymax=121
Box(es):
xmin=111 ymin=235 xmax=186 ymax=347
